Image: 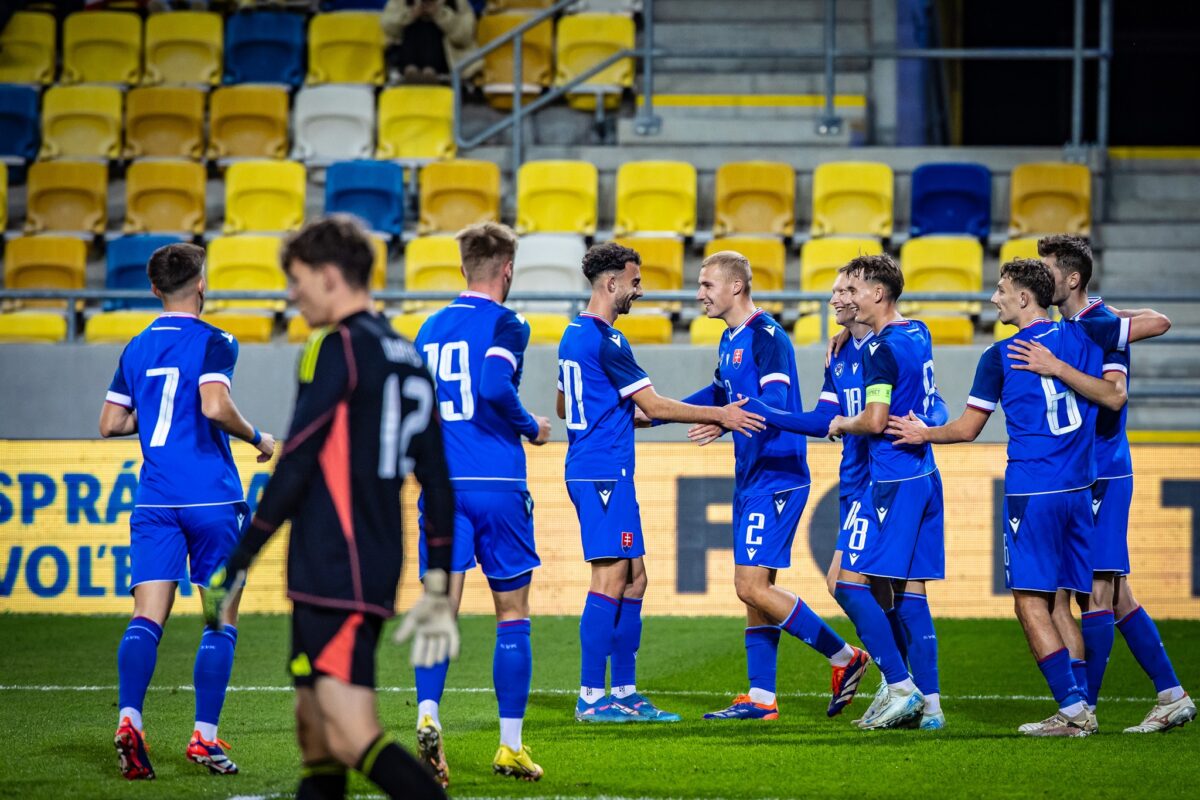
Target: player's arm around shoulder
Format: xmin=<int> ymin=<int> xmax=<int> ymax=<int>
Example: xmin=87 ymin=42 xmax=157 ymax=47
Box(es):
xmin=890 ymin=344 xmax=995 ymax=446
xmin=829 ymin=339 xmax=892 ymax=438
xmin=199 ymin=329 xmax=275 ymax=462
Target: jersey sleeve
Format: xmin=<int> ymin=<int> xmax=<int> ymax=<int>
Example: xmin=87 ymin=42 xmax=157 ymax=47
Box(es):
xmin=1102 ymin=345 xmax=1130 ymax=378
xmin=818 ymin=365 xmax=838 ymax=408
xmin=918 ymin=387 xmax=950 ymax=427
xmin=751 ymin=325 xmax=792 ymax=392
xmin=106 ymin=348 xmax=133 ymax=408
xmin=862 ymin=341 xmax=898 ymax=408
xmin=966 ymin=345 xmax=1003 ymax=413
xmin=479 ymin=313 xmax=539 ymax=439
xmin=1077 ymin=313 xmax=1129 ymax=354
xmin=200 ymin=330 xmax=239 ymax=389
xmin=599 ymin=333 xmax=652 ymax=399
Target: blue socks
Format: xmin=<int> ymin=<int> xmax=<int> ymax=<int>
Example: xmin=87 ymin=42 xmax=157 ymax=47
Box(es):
xmin=886 ymin=606 xmax=909 ymax=667
xmin=194 ymin=625 xmax=237 ymax=736
xmin=1037 ymin=647 xmax=1086 ymax=710
xmin=1118 ymin=606 xmax=1181 ymax=693
xmin=415 ymin=658 xmax=451 ymax=717
xmin=835 ymin=582 xmax=908 ymax=684
xmin=745 ymin=626 xmax=781 ymax=695
xmin=117 ymin=616 xmax=163 ymax=730
xmin=895 ymin=593 xmax=939 ymax=698
xmin=494 ymin=619 xmax=532 ymax=719
xmin=1081 ymin=610 xmax=1115 ymax=706
xmin=1070 ymin=658 xmax=1089 ymax=705
xmin=780 ymin=597 xmax=846 ymax=659
xmin=579 ymin=591 xmax=620 ymax=693
xmin=611 ymin=597 xmax=642 ymax=690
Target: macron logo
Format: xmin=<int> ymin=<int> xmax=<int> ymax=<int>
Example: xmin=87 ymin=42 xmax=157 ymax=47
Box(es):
xmin=764 ymin=326 xmax=776 ymax=337
xmin=1092 ymin=499 xmax=1103 ymax=515
xmin=598 ymin=489 xmax=612 ymax=506
xmin=609 ymin=334 xmax=622 ymax=348
xmin=236 ymin=513 xmax=245 ymax=527
xmin=1009 ymin=517 xmax=1021 ymax=534
xmin=876 ymin=507 xmax=888 ymax=523
xmin=852 ymin=363 xmax=859 ymax=374
xmin=747 ymin=547 xmax=758 ymax=560
xmin=848 ymin=553 xmax=860 ymax=565
xmin=774 ymin=497 xmax=787 ymax=514
xmin=868 ymin=342 xmax=881 ymax=356
xmin=222 ymin=332 xmax=234 ymax=344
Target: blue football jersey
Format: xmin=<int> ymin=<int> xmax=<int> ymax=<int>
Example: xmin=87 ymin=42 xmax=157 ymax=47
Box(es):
xmin=821 ymin=330 xmax=874 ymax=499
xmin=558 ymin=312 xmax=651 ymax=481
xmin=862 ymin=319 xmax=939 ymax=482
xmin=1072 ymin=297 xmax=1134 ymax=479
xmin=713 ymin=309 xmax=809 ymax=494
xmin=967 ymin=318 xmax=1106 ymax=494
xmin=415 ymin=291 xmax=539 ymax=491
xmin=105 ymin=313 xmax=243 ymax=506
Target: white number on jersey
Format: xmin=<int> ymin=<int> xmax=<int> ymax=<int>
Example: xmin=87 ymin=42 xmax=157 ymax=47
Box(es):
xmin=379 ymin=374 xmax=434 ymax=479
xmin=843 ymin=387 xmax=864 ymax=416
xmin=422 ymin=341 xmax=474 ymax=422
xmin=145 ymin=367 xmax=179 ymax=447
xmin=1040 ymin=376 xmax=1082 ymax=436
xmin=560 ymin=358 xmax=588 ymax=430
xmin=745 ymin=512 xmax=765 ymax=546
xmin=921 ymin=359 xmax=937 ymax=414
xmin=843 ymin=499 xmax=868 ymax=552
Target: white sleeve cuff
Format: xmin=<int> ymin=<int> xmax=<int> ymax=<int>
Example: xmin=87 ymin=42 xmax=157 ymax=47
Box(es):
xmin=105 ymin=391 xmax=133 ymax=408
xmin=819 ymin=391 xmax=839 ymax=404
xmin=619 ymin=376 xmax=652 ymax=399
xmin=556 ymin=380 xmax=564 ymax=391
xmin=759 ymin=372 xmax=790 ymax=387
xmin=485 ymin=346 xmax=518 ymax=369
xmin=1118 ymin=317 xmax=1130 ymax=351
xmin=1102 ymin=362 xmax=1128 ymax=375
xmin=199 ymin=373 xmax=232 ymax=388
xmin=966 ymin=396 xmax=996 ymax=412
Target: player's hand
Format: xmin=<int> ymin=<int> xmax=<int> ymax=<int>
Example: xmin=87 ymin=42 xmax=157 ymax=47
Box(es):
xmin=394 ymin=568 xmax=460 ymax=668
xmin=254 ymin=431 xmax=276 ymax=463
xmin=886 ymin=411 xmax=927 ymax=446
xmin=826 ymin=328 xmax=851 ymax=367
xmin=202 ymin=561 xmax=246 ymax=630
xmin=719 ymin=397 xmax=766 ymax=438
xmin=530 ymin=415 xmax=552 ymax=445
xmin=827 ymin=414 xmax=848 ymax=441
xmin=687 ymin=423 xmax=722 ymax=446
xmin=1007 ymin=339 xmax=1061 ymax=377
xmin=633 ymin=407 xmax=653 ymax=428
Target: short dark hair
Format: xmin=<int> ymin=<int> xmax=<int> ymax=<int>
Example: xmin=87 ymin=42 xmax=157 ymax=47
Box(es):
xmin=1038 ymin=234 xmax=1093 ymax=287
xmin=147 ymin=242 xmax=205 ymax=296
xmin=457 ymin=222 xmax=517 ymax=281
xmin=281 ymin=214 xmax=375 ymax=290
xmin=838 ymin=253 xmax=904 ymax=301
xmin=582 ymin=242 xmax=640 ymax=284
xmin=1001 ymin=258 xmax=1055 ymax=309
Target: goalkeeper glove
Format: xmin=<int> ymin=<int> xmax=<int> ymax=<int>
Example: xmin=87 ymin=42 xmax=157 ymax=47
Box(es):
xmin=202 ymin=561 xmax=246 ymax=630
xmin=393 ymin=568 xmax=460 ymax=668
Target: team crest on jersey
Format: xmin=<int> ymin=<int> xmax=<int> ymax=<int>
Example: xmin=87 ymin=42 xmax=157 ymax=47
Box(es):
xmin=621 ymin=531 xmax=634 ymax=551
xmin=834 ymin=362 xmax=844 ymax=378
xmin=733 ymin=349 xmax=743 ymax=368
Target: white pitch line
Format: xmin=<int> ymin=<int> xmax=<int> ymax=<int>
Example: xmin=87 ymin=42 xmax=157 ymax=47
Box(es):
xmin=228 ymin=796 xmax=781 ymax=800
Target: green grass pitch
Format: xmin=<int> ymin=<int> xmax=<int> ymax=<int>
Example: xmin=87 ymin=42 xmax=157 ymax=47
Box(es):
xmin=2 ymin=613 xmax=1198 ymax=799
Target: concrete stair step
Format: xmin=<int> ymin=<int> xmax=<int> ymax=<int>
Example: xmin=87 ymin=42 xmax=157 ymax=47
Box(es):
xmin=651 ymin=21 xmax=869 ymax=73
xmin=646 ymin=72 xmax=869 ymax=95
xmin=652 ymin=0 xmax=869 ymax=23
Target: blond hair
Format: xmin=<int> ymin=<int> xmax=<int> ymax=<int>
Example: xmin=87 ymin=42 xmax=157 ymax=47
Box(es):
xmin=700 ymin=250 xmax=752 ymax=288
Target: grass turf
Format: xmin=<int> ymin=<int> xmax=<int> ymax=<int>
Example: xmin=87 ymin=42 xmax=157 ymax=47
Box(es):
xmin=1 ymin=613 xmax=1197 ymax=799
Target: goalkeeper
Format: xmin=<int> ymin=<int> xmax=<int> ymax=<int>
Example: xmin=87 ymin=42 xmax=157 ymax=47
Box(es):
xmin=205 ymin=216 xmax=456 ymax=800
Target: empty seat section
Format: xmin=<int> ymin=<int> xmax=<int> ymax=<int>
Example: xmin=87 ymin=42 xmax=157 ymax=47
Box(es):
xmin=1009 ymin=162 xmax=1091 ymax=236
xmin=144 ymin=11 xmax=223 ymax=85
xmin=209 ymin=86 xmax=289 ymax=159
xmin=523 ymin=312 xmax=572 ymax=345
xmin=516 ymin=160 xmax=597 ymax=235
xmin=85 ymin=311 xmax=160 ymax=344
xmin=0 ymin=312 xmax=67 ymax=343
xmin=25 ymin=160 xmax=108 ymax=233
xmin=404 ymin=235 xmax=464 ymax=310
xmin=917 ymin=315 xmax=974 ymax=345
xmin=689 ymin=315 xmax=727 ymax=345
xmin=125 ymin=160 xmax=207 ymax=234
xmin=0 ymin=84 xmax=40 ymax=163
xmin=899 ymin=236 xmax=983 ymax=314
xmin=555 ymin=13 xmax=635 ymax=111
xmin=293 ymin=85 xmax=375 ymax=162
xmin=376 ymin=86 xmax=456 ymax=160
xmin=392 ymin=312 xmax=434 ymax=341
xmin=4 ymin=235 xmax=87 ymax=310
xmin=224 ymin=160 xmax=306 ymax=233
xmin=105 ymin=234 xmax=188 ymax=309
xmin=418 ymin=159 xmax=501 ymax=234
xmin=0 ymin=11 xmax=56 ymax=84
xmin=202 ymin=312 xmax=275 ymax=343
xmin=799 ymin=236 xmax=882 ymax=312
xmin=224 ymin=11 xmax=306 ymax=87
xmin=477 ymin=13 xmax=553 ymax=110
xmin=998 ymin=236 xmax=1040 ymax=265
xmin=713 ymin=161 xmax=796 ymax=237
xmin=125 ymin=87 xmax=205 ymax=159
xmin=810 ymin=161 xmax=893 ymax=238
xmin=62 ymin=11 xmax=142 ymax=84
xmin=614 ymin=160 xmax=696 ymax=237
xmin=909 ymin=162 xmax=991 ymax=240
xmin=615 ymin=313 xmax=673 ymax=344
xmin=325 ymin=160 xmax=405 ymax=236
xmin=792 ymin=313 xmax=839 ymax=346
xmin=307 ymin=12 xmax=384 ymax=85
xmin=206 ymin=235 xmax=286 ymax=312
xmin=511 ymin=234 xmax=589 ymax=313
xmin=614 ymin=236 xmax=682 ymax=293
xmin=39 ymin=85 xmax=123 ymax=160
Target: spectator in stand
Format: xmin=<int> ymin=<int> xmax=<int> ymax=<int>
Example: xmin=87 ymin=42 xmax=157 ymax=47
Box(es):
xmin=382 ymin=0 xmax=477 ymax=84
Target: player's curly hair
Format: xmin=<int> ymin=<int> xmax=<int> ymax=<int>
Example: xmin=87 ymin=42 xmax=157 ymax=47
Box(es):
xmin=281 ymin=214 xmax=375 ymax=290
xmin=838 ymin=253 xmax=904 ymax=301
xmin=1037 ymin=234 xmax=1093 ymax=287
xmin=147 ymin=242 xmax=205 ymax=297
xmin=1002 ymin=258 xmax=1056 ymax=309
xmin=582 ymin=242 xmax=641 ymax=285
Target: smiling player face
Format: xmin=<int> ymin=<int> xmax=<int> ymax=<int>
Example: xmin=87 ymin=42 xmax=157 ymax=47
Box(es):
xmin=844 ymin=271 xmax=882 ymax=327
xmin=991 ymin=274 xmax=1022 ymax=326
xmin=696 ymin=264 xmax=738 ymax=319
xmin=830 ymin=273 xmax=857 ymax=327
xmin=612 ymin=260 xmax=644 ymax=316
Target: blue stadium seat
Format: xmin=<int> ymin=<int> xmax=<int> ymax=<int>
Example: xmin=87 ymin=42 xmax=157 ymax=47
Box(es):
xmin=325 ymin=160 xmax=405 ymax=237
xmin=909 ymin=162 xmax=992 ymax=240
xmin=105 ymin=234 xmax=187 ymax=310
xmin=224 ymin=11 xmax=306 ymax=87
xmin=0 ymin=84 xmax=41 ymax=171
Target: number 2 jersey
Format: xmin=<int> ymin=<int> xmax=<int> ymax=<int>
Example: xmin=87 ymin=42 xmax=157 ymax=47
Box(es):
xmin=105 ymin=312 xmax=243 ymax=506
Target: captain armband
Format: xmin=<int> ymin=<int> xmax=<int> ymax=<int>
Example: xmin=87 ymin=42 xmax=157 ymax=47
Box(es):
xmin=865 ymin=384 xmax=892 ymax=404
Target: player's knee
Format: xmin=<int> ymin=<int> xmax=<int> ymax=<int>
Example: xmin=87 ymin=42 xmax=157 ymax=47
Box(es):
xmin=733 ymin=575 xmax=764 ymax=607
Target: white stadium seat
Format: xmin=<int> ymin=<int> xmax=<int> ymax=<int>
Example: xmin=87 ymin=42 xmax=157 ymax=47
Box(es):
xmin=291 ymin=84 xmax=375 ymax=163
xmin=510 ymin=234 xmax=590 ymax=314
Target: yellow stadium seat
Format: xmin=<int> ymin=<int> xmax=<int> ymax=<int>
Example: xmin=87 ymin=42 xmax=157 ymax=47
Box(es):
xmin=1009 ymin=162 xmax=1091 ymax=237
xmin=25 ymin=161 xmax=108 ymax=234
xmin=125 ymin=87 xmax=205 ymax=159
xmin=0 ymin=312 xmax=67 ymax=343
xmin=224 ymin=160 xmax=306 ymax=234
xmin=62 ymin=11 xmax=142 ymax=84
xmin=125 ymin=160 xmax=207 ymax=234
xmin=0 ymin=11 xmax=56 ymax=84
xmin=810 ymin=161 xmax=893 ymax=238
xmin=4 ymin=235 xmax=87 ymax=310
xmin=1 ymin=164 xmax=7 ymax=232
xmin=39 ymin=85 xmax=123 ymax=160
xmin=418 ymin=159 xmax=501 ymax=234
xmin=705 ymin=236 xmax=786 ymax=294
xmin=714 ymin=161 xmax=796 ymax=237
xmin=370 ymin=235 xmax=388 ymax=292
xmin=84 ymin=310 xmax=158 ymax=344
xmin=899 ymin=236 xmax=983 ymax=315
xmin=793 ymin=313 xmax=840 ymax=345
xmin=615 ymin=236 xmax=682 ymax=313
xmin=616 ymin=312 xmax=673 ymax=345
xmin=689 ymin=315 xmax=727 ymax=345
xmin=208 ymin=86 xmax=290 ymax=160
xmin=392 ymin=312 xmax=434 ymax=340
xmin=201 ymin=312 xmax=275 ymax=343
xmin=477 ymin=13 xmax=553 ymax=110
xmin=555 ymin=13 xmax=635 ymax=111
xmin=287 ymin=314 xmax=313 ymax=343
xmin=524 ymin=312 xmax=571 ymax=345
xmin=307 ymin=12 xmax=384 ymax=85
xmin=376 ymin=86 xmax=456 ymax=160
xmin=917 ymin=315 xmax=975 ymax=345
xmin=516 ymin=160 xmax=598 ymax=235
xmin=404 ymin=235 xmax=464 ymax=310
xmin=144 ymin=11 xmax=223 ymax=86
xmin=614 ymin=161 xmax=696 ymax=237
xmin=994 ymin=319 xmax=1019 ymax=341
xmin=799 ymin=236 xmax=883 ymax=312
xmin=999 ymin=236 xmax=1041 ymax=265
xmin=206 ymin=235 xmax=286 ymax=312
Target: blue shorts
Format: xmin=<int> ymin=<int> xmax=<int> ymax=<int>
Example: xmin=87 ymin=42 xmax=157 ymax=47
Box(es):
xmin=1090 ymin=476 xmax=1132 ymax=575
xmin=835 ymin=495 xmax=872 ymax=570
xmin=853 ymin=471 xmax=945 ymax=581
xmin=418 ymin=489 xmax=541 ymax=587
xmin=733 ymin=486 xmax=809 ymax=568
xmin=129 ymin=502 xmax=248 ymax=591
xmin=567 ymin=479 xmax=645 ymax=561
xmin=1003 ymin=489 xmax=1093 ymax=594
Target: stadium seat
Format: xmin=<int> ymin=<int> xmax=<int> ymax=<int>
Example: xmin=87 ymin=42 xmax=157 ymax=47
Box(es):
xmin=84 ymin=310 xmax=158 ymax=344
xmin=208 ymin=85 xmax=290 ymax=159
xmin=793 ymin=313 xmax=840 ymax=345
xmin=62 ymin=11 xmax=142 ymax=85
xmin=523 ymin=312 xmax=572 ymax=345
xmin=486 ymin=0 xmax=555 ymax=9
xmin=713 ymin=161 xmax=796 ymax=237
xmin=1010 ymin=162 xmax=1092 ymax=237
xmin=4 ymin=235 xmax=87 ymax=310
xmin=555 ymin=13 xmax=635 ymax=111
xmin=224 ymin=160 xmax=306 ymax=234
xmin=613 ymin=161 xmax=697 ymax=237
xmin=201 ymin=312 xmax=275 ymax=343
xmin=0 ymin=84 xmax=40 ymax=164
xmin=516 ymin=160 xmax=598 ymax=235
xmin=705 ymin=236 xmax=786 ymax=298
xmin=144 ymin=11 xmax=222 ymax=86
xmin=287 ymin=314 xmax=313 ymax=343
xmin=614 ymin=236 xmax=683 ymax=294
xmin=224 ymin=11 xmax=306 ymax=87
xmin=910 ymin=162 xmax=992 ymax=240
xmin=916 ymin=314 xmax=975 ymax=345
xmin=418 ymin=159 xmax=501 ymax=234
xmin=404 ymin=235 xmax=464 ymax=310
xmin=0 ymin=312 xmax=67 ymax=343
xmin=25 ymin=160 xmax=108 ymax=234
xmin=689 ymin=315 xmax=727 ymax=345
xmin=899 ymin=236 xmax=984 ymax=314
xmin=376 ymin=86 xmax=456 ymax=161
xmin=477 ymin=13 xmax=553 ymax=110
xmin=325 ymin=160 xmax=405 ymax=237
xmin=0 ymin=11 xmax=56 ymax=84
xmin=307 ymin=12 xmax=385 ymax=85
xmin=206 ymin=235 xmax=286 ymax=312
xmin=799 ymin=237 xmax=883 ymax=311
xmin=810 ymin=161 xmax=894 ymax=238
xmin=105 ymin=234 xmax=186 ymax=309
xmin=510 ymin=234 xmax=589 ymax=313
xmin=615 ymin=313 xmax=673 ymax=344
xmin=125 ymin=87 xmax=205 ymax=159
xmin=994 ymin=319 xmax=1019 ymax=340
xmin=293 ymin=85 xmax=376 ymax=162
xmin=124 ymin=160 xmax=207 ymax=235
xmin=39 ymin=85 xmax=123 ymax=160
xmin=392 ymin=312 xmax=434 ymax=341
xmin=999 ymin=236 xmax=1040 ymax=265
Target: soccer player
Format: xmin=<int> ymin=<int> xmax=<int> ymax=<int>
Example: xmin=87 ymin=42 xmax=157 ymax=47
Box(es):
xmin=889 ymin=258 xmax=1140 ymax=736
xmin=825 ymin=254 xmax=945 ymax=730
xmin=412 ymin=222 xmax=551 ymax=784
xmin=204 ymin=216 xmax=456 ymax=800
xmin=558 ymin=242 xmax=765 ymax=723
xmin=99 ymin=242 xmax=275 ymax=780
xmin=670 ymin=251 xmax=870 ymax=722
